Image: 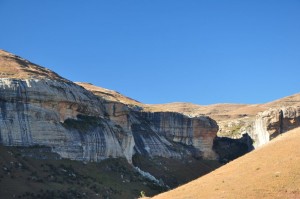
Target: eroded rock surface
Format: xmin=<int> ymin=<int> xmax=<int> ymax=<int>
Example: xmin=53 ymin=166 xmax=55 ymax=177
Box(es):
xmin=0 ymin=50 xmax=219 ymax=164
xmin=215 ymin=105 xmax=300 ymax=149
xmin=0 ymin=78 xmax=126 ymax=161
xmin=251 ymin=106 xmax=300 ymax=147
xmin=77 ymin=80 xmax=300 ymax=151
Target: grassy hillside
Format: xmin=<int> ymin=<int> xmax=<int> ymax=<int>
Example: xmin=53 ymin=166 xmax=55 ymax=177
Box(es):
xmin=0 ymin=146 xmax=166 ymax=199
xmin=0 ymin=146 xmax=223 ymax=199
xmin=132 ymin=154 xmax=221 ymax=189
xmin=0 ymin=50 xmax=67 ymax=81
xmin=151 ymin=127 xmax=300 ymax=199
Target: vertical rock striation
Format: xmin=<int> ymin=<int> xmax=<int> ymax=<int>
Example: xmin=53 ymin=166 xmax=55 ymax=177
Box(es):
xmin=0 ymin=78 xmax=125 ymax=161
xmin=0 ymin=50 xmax=219 ymax=164
xmin=134 ymin=112 xmax=218 ymax=159
xmin=251 ymin=106 xmax=300 ymax=147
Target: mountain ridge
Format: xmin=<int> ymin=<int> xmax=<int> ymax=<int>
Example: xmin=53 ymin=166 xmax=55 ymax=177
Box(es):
xmin=0 ymin=50 xmax=69 ymax=82
xmin=77 ymin=81 xmax=300 ymax=122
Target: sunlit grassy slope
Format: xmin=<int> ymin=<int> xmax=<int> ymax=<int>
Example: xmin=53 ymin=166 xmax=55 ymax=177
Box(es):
xmin=152 ymin=127 xmax=300 ymax=199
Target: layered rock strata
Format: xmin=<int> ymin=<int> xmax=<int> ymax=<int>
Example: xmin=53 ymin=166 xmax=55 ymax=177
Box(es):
xmin=218 ymin=105 xmax=300 ymax=148
xmin=0 ymin=50 xmax=219 ymax=164
xmin=93 ymin=96 xmax=219 ymax=160
xmin=0 ymin=78 xmax=126 ymax=161
xmin=251 ymin=106 xmax=300 ymax=147
xmin=76 ymin=81 xmax=300 ymax=150
xmin=134 ymin=112 xmax=218 ymax=159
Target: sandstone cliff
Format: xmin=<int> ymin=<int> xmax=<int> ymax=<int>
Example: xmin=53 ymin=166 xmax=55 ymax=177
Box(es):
xmin=77 ymin=82 xmax=218 ymax=160
xmin=0 ymin=50 xmax=219 ymax=164
xmin=0 ymin=77 xmax=126 ymax=162
xmin=141 ymin=88 xmax=300 ymax=149
xmin=1 ymin=49 xmax=297 ymax=166
xmin=251 ymin=106 xmax=300 ymax=147
xmin=214 ymin=103 xmax=300 ymax=149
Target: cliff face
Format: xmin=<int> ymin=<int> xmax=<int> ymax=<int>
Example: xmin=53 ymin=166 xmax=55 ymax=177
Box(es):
xmin=215 ymin=105 xmax=300 ymax=149
xmin=77 ymin=82 xmax=219 ymax=160
xmin=0 ymin=50 xmax=219 ymax=164
xmin=75 ymin=81 xmax=300 ymax=153
xmin=134 ymin=112 xmax=218 ymax=159
xmin=251 ymin=106 xmax=300 ymax=147
xmin=93 ymin=98 xmax=219 ymax=160
xmin=0 ymin=78 xmax=127 ymax=161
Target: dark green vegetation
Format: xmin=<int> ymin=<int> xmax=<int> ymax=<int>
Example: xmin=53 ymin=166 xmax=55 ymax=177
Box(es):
xmin=0 ymin=146 xmax=165 ymax=199
xmin=62 ymin=115 xmax=105 ymax=132
xmin=132 ymin=154 xmax=221 ymax=188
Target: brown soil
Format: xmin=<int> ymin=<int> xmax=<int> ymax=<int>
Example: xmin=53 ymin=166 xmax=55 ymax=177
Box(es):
xmin=151 ymin=127 xmax=300 ymax=199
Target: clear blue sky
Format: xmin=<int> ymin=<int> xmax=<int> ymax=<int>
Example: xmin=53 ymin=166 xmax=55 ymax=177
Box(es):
xmin=0 ymin=0 xmax=299 ymax=105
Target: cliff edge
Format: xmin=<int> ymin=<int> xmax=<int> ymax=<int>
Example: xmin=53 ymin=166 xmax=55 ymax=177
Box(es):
xmin=0 ymin=50 xmax=219 ymax=164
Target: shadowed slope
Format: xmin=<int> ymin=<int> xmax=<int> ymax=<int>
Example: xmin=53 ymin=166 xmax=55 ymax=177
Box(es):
xmin=152 ymin=127 xmax=300 ymax=199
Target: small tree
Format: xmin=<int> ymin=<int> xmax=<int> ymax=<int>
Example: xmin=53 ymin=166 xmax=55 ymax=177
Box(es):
xmin=140 ymin=191 xmax=146 ymax=198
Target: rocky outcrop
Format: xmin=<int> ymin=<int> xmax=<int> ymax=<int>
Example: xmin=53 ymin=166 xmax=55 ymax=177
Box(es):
xmin=76 ymin=81 xmax=300 ymax=151
xmin=0 ymin=78 xmax=127 ymax=161
xmin=78 ymin=83 xmax=219 ymax=160
xmin=251 ymin=106 xmax=300 ymax=147
xmin=216 ymin=106 xmax=300 ymax=149
xmin=97 ymin=100 xmax=219 ymax=160
xmin=0 ymin=50 xmax=219 ymax=164
xmin=134 ymin=112 xmax=218 ymax=159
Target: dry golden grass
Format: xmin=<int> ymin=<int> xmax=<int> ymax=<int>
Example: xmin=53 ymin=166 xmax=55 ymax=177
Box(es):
xmin=79 ymin=80 xmax=300 ymax=125
xmin=0 ymin=49 xmax=67 ymax=81
xmin=77 ymin=79 xmax=299 ymax=124
xmin=3 ymin=48 xmax=298 ymax=124
xmin=76 ymin=82 xmax=142 ymax=106
xmin=75 ymin=83 xmax=263 ymax=121
xmin=143 ymin=103 xmax=265 ymax=121
xmin=77 ymin=82 xmax=266 ymax=122
xmin=144 ymin=94 xmax=300 ymax=121
xmin=152 ymin=127 xmax=300 ymax=199
xmin=264 ymin=93 xmax=300 ymax=108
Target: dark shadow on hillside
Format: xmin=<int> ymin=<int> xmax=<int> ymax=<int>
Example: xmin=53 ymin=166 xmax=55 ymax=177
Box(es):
xmin=213 ymin=133 xmax=254 ymax=163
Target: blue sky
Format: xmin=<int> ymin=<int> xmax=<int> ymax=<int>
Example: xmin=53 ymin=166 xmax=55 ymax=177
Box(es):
xmin=0 ymin=0 xmax=299 ymax=105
